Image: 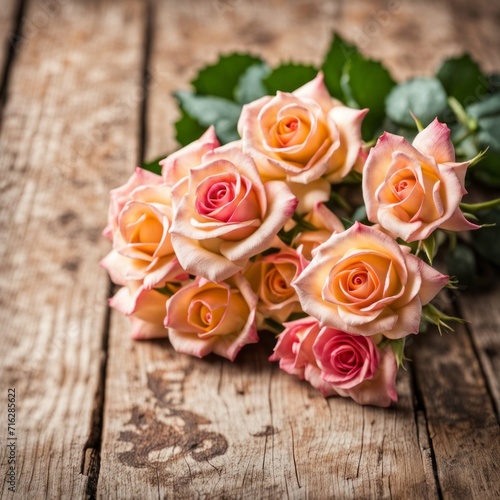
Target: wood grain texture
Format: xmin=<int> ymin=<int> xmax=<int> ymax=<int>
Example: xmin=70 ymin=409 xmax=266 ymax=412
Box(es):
xmin=458 ymin=285 xmax=500 ymax=419
xmin=0 ymin=0 xmax=145 ymax=497
xmin=0 ymin=0 xmax=19 ymax=88
xmin=0 ymin=0 xmax=499 ymax=498
xmin=99 ymin=318 xmax=436 ymax=498
xmin=409 ymin=322 xmax=500 ymax=498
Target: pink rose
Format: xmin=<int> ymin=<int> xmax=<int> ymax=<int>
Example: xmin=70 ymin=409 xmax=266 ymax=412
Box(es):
xmin=244 ymin=247 xmax=308 ymax=325
xmin=292 ymin=202 xmax=345 ymax=260
xmin=313 ymin=328 xmax=397 ymax=407
xmin=164 ymin=274 xmax=258 ymax=361
xmin=362 ymin=119 xmax=478 ymax=242
xmin=238 ymin=72 xmax=367 ymax=184
xmin=101 ymin=184 xmax=179 ymax=289
xmin=109 ymin=282 xmax=169 ymax=340
xmin=269 ymin=317 xmax=336 ymax=396
xmin=103 ymin=167 xmax=163 ymax=240
xmin=269 ymin=317 xmax=397 ymax=406
xmin=170 ymin=147 xmax=297 ymax=282
xmin=293 ymin=222 xmax=449 ymax=338
xmin=160 ymin=126 xmax=220 ymax=188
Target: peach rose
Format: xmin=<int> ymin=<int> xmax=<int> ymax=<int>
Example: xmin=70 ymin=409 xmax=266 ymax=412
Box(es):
xmin=362 ymin=119 xmax=478 ymax=242
xmin=244 ymin=247 xmax=308 ymax=326
xmin=103 ymin=167 xmax=163 ymax=240
xmin=292 ymin=222 xmax=449 ymax=338
xmin=287 ymin=177 xmax=332 ymax=215
xmin=292 ymin=202 xmax=345 ymax=260
xmin=164 ymin=274 xmax=258 ymax=361
xmin=101 ymin=184 xmax=180 ymax=289
xmin=313 ymin=327 xmax=397 ymax=407
xmin=238 ymin=72 xmax=367 ymax=184
xmin=109 ymin=281 xmax=169 ymax=340
xmin=169 ymin=147 xmax=297 ymax=282
xmin=160 ymin=125 xmax=220 ymax=188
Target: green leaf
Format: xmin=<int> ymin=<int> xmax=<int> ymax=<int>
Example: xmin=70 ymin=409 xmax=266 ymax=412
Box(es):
xmin=174 ymin=108 xmax=208 ymax=147
xmin=342 ymin=54 xmax=396 ymax=140
xmin=351 ymin=205 xmax=367 ymax=223
xmin=385 ymin=78 xmax=448 ymax=128
xmin=472 ymin=150 xmax=500 ymax=187
xmin=466 ymin=92 xmax=500 ymax=120
xmin=175 ymin=90 xmax=242 ymax=144
xmin=191 ymin=53 xmax=264 ymax=100
xmin=488 ymin=73 xmax=500 ymax=93
xmin=235 ymin=63 xmax=271 ymax=104
xmin=465 ymin=93 xmax=500 ymax=154
xmin=141 ymin=155 xmax=164 ymax=175
xmin=321 ymin=33 xmax=359 ymax=101
xmin=437 ymin=54 xmax=487 ymax=105
xmin=263 ymin=63 xmax=318 ymax=94
xmin=446 ymin=244 xmax=477 ymax=288
xmin=477 ymin=115 xmax=500 ymax=152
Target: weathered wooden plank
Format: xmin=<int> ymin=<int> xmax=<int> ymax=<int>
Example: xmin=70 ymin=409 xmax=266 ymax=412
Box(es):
xmin=458 ymin=285 xmax=500 ymax=419
xmin=0 ymin=0 xmax=19 ymax=90
xmin=100 ymin=316 xmax=436 ymax=498
xmin=410 ymin=322 xmax=500 ymax=498
xmin=0 ymin=0 xmax=145 ymax=497
xmin=398 ymin=1 xmax=500 ymax=496
xmin=99 ymin=0 xmax=439 ymax=497
xmin=341 ymin=0 xmax=500 ymax=80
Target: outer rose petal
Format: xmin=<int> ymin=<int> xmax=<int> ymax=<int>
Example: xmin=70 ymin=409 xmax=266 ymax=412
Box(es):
xmin=100 ymin=250 xmax=130 ymax=286
xmin=109 ymin=285 xmax=168 ymax=340
xmin=103 ymin=167 xmax=163 ymax=239
xmin=160 ymin=126 xmax=220 ymax=187
xmin=166 ymin=274 xmax=258 ymax=361
xmin=326 ymin=106 xmax=369 ymax=183
xmin=344 ymin=346 xmax=398 ymax=407
xmin=293 ymin=72 xmax=335 ymax=114
xmin=287 ymin=178 xmax=331 ymax=214
xmin=304 ymin=364 xmax=338 ymax=397
xmin=170 ymin=233 xmax=245 ymax=283
xmin=412 ymin=118 xmax=455 ymax=164
xmin=269 ymin=317 xmax=321 ymax=378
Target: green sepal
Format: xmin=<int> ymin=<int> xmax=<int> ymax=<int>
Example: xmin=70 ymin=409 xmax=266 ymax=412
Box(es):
xmin=421 ymin=303 xmax=464 ymax=335
xmin=378 ymin=337 xmax=409 ymax=370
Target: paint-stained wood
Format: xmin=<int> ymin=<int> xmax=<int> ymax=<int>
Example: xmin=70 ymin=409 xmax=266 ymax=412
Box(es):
xmin=0 ymin=0 xmax=145 ymax=497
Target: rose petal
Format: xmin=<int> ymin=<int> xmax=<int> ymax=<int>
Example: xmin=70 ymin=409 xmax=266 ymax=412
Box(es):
xmin=412 ymin=118 xmax=455 ymax=163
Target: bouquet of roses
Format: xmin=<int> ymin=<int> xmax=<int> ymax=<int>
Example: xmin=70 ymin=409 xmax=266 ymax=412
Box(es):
xmin=101 ymin=35 xmax=500 ymax=407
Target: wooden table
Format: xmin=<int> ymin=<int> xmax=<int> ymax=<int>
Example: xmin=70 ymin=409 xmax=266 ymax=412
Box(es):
xmin=1 ymin=0 xmax=499 ymax=498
